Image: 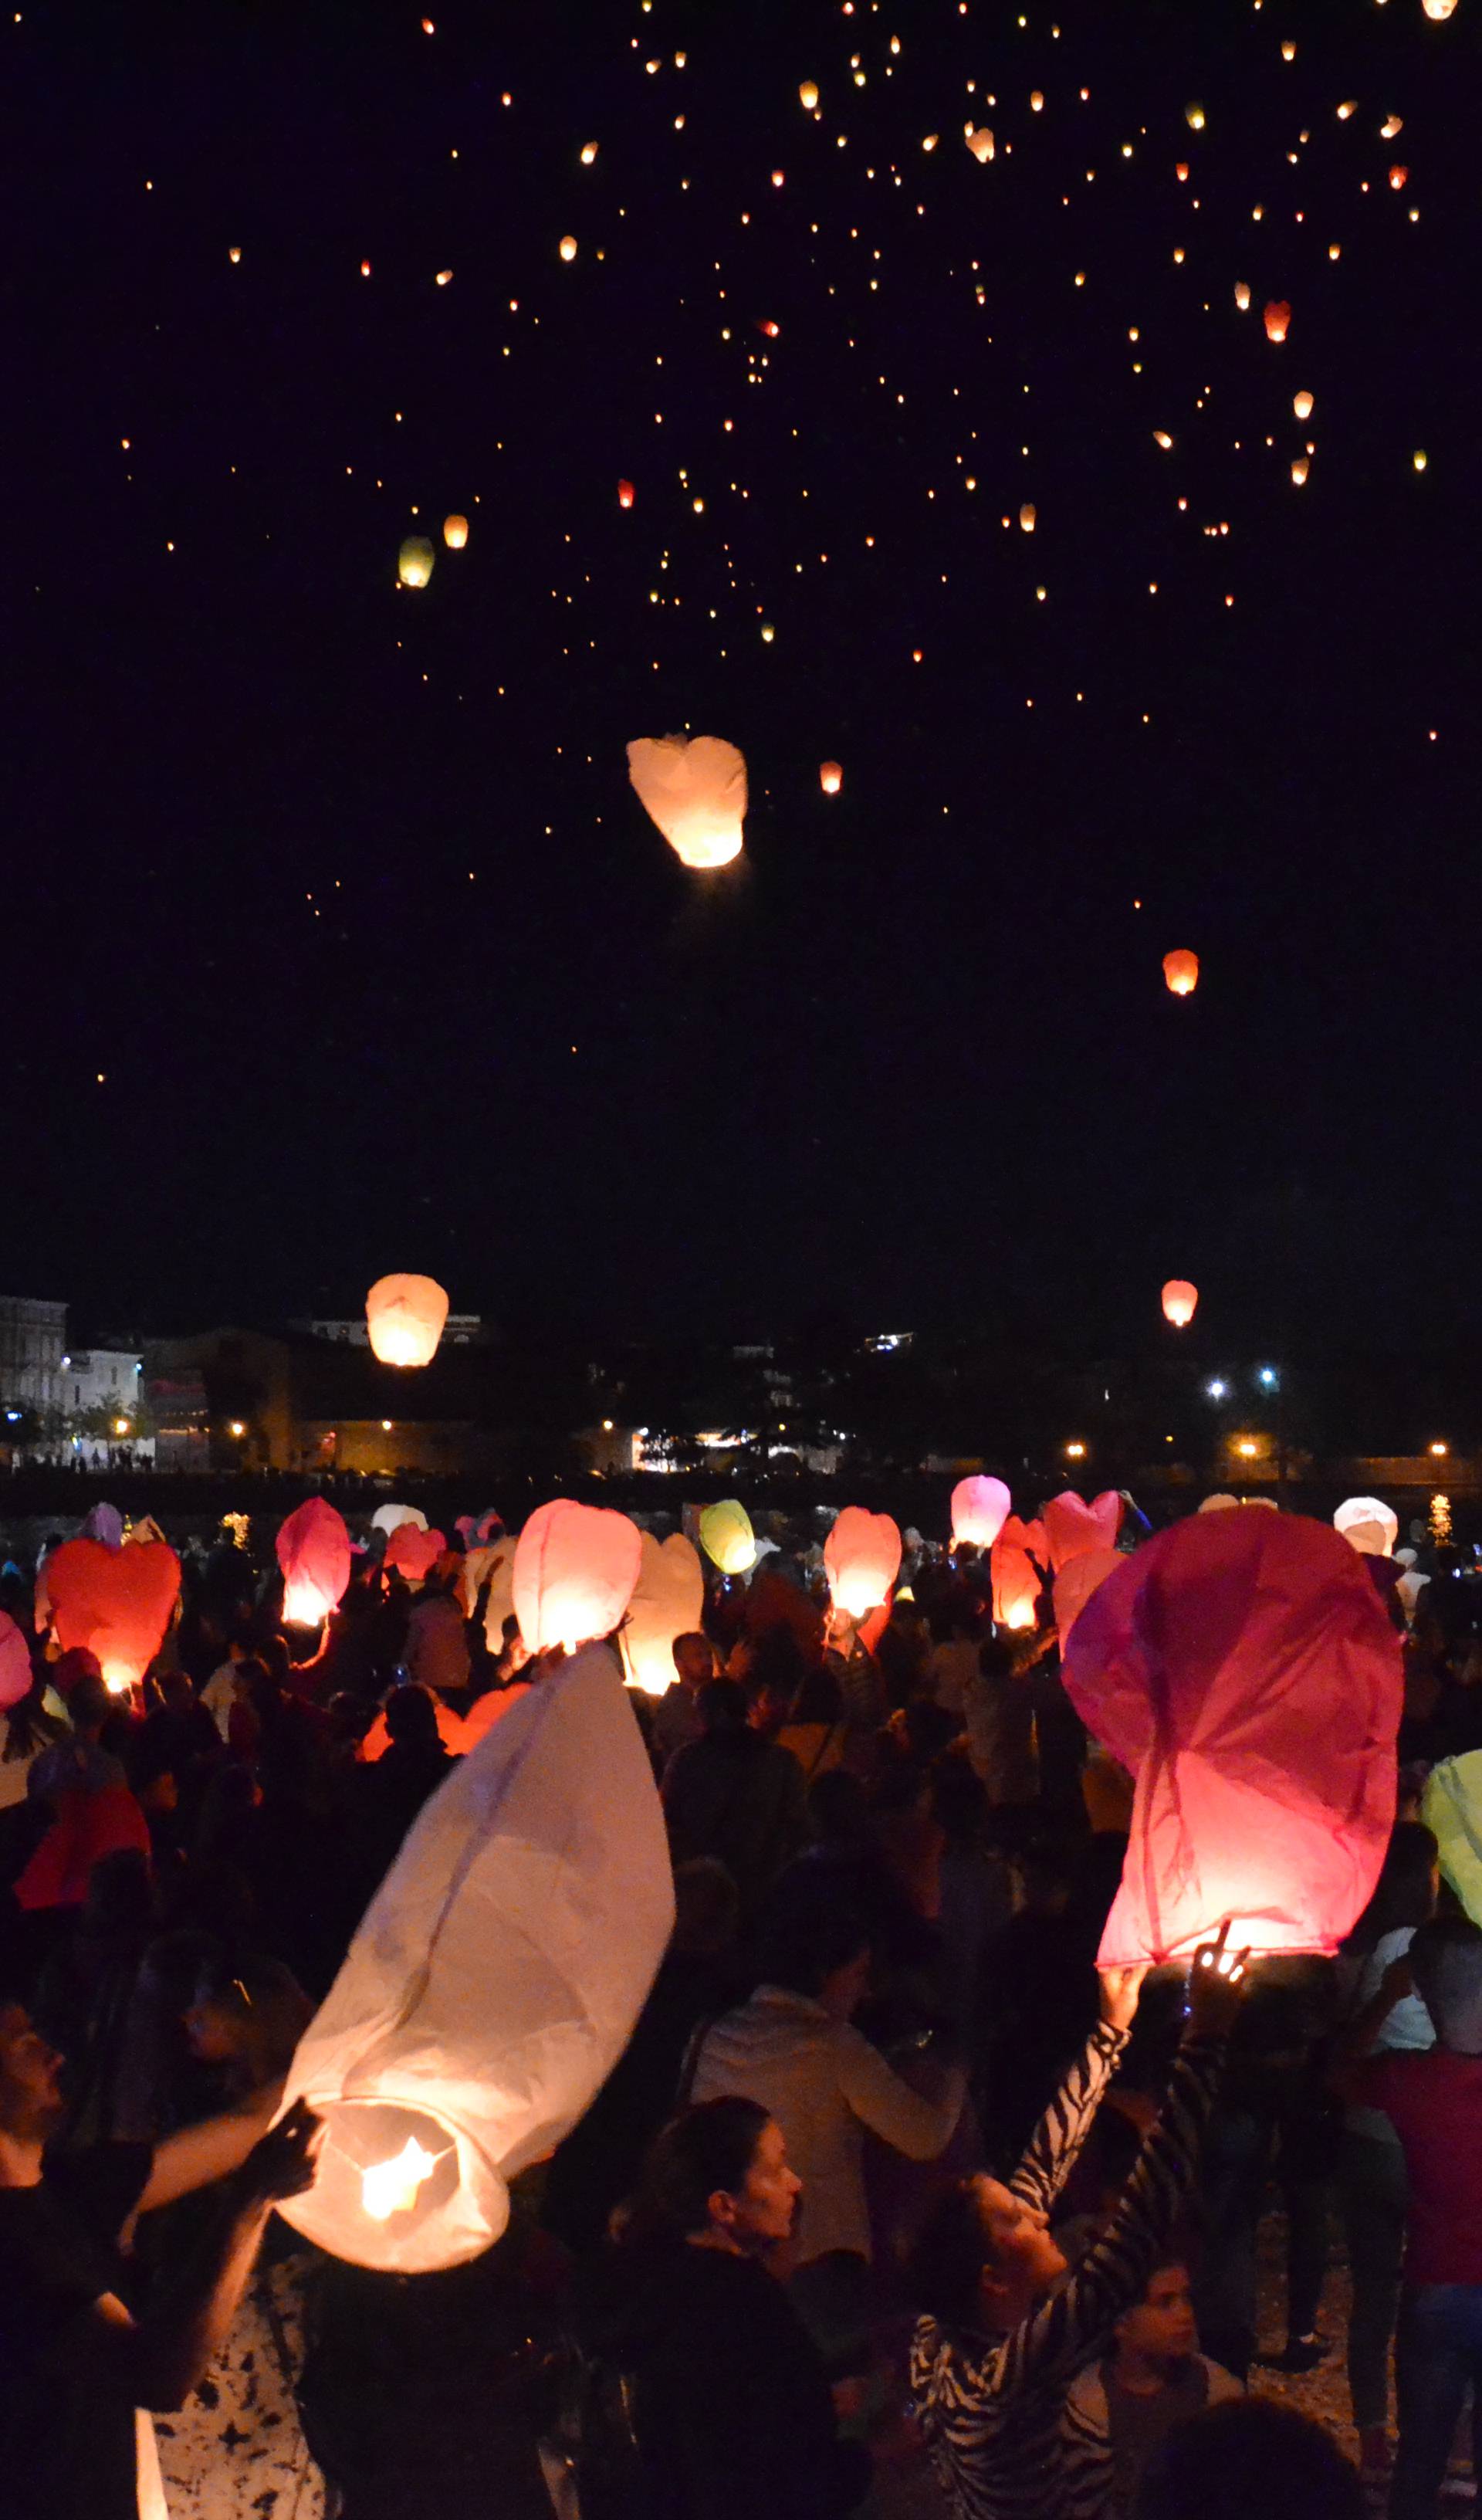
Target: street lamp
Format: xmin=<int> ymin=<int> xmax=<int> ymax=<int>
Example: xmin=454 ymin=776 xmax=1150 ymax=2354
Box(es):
xmin=228 ymin=1420 xmax=245 ymax=1438
xmin=1430 ymin=1441 xmax=1449 ymax=1458
xmin=113 ymin=1418 xmax=130 ymax=1438
xmin=1206 ymin=1379 xmax=1228 ymax=1401
xmin=1065 ymin=1440 xmax=1087 ymax=1461
xmin=1257 ymin=1367 xmax=1279 ymax=1390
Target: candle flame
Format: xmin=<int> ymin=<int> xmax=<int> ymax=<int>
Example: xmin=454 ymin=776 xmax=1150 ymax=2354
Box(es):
xmin=361 ymin=2136 xmax=439 ymax=2222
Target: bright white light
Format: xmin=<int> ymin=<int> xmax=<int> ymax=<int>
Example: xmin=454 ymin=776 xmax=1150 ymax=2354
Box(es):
xmin=1257 ymin=1367 xmax=1279 ymax=1390
xmin=1206 ymin=1379 xmax=1228 ymax=1401
xmin=361 ymin=2136 xmax=439 ymax=2222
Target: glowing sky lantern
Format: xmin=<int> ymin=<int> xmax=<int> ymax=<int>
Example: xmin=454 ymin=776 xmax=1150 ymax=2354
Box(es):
xmin=1162 ymin=949 xmax=1199 ymax=997
xmin=580 ymin=141 xmax=598 ymax=164
xmin=799 ymin=80 xmax=819 ymax=110
xmin=819 ymin=759 xmax=842 ymax=794
xmin=559 ymin=235 xmax=578 ymax=262
xmin=278 ymin=1644 xmax=674 ymax=2271
xmin=1293 ymin=390 xmax=1315 ymax=421
xmin=1063 ymin=1510 xmax=1401 ymax=1963
xmin=1291 ymin=458 xmax=1310 ymax=488
xmin=1185 ymin=103 xmax=1206 ymax=130
xmin=620 ymin=1530 xmax=705 ymax=1694
xmin=277 ymin=1497 xmax=352 ymax=1628
xmin=44 ymin=1536 xmax=181 ymax=1694
xmin=1423 ymin=0 xmax=1458 ymax=19
xmin=384 ymin=1522 xmax=447 ymax=1584
xmin=1234 ymin=282 xmax=1251 ymax=311
xmin=398 ymin=536 xmax=435 ymax=589
xmin=365 ymin=1273 xmax=450 ymax=1367
xmin=1162 ymin=1279 xmax=1199 ymax=1329
xmin=1018 ymin=503 xmax=1037 ymax=531
xmin=1053 ymin=1546 xmax=1122 ymax=1644
xmin=1042 ymin=1489 xmax=1123 ymax=1574
xmin=0 ymin=1611 xmax=32 ymax=1712
xmin=513 ymin=1498 xmax=642 ymax=1655
xmin=1264 ymin=300 xmax=1291 ymax=344
xmin=965 ymin=126 xmax=995 ymax=163
xmin=992 ymin=1515 xmax=1047 ymax=1629
xmin=824 ymin=1506 xmax=902 ymax=1618
xmin=627 ymin=733 xmax=746 ymax=870
xmin=618 ymin=478 xmax=635 ymax=509
xmin=699 ymin=1499 xmax=757 ymax=1576
xmin=443 ymin=513 xmax=468 ymax=548
xmin=372 ymin=1502 xmax=428 ymax=1539
xmin=1335 ymin=1495 xmax=1399 ymax=1558
xmin=951 ymin=1474 xmax=1011 ymax=1550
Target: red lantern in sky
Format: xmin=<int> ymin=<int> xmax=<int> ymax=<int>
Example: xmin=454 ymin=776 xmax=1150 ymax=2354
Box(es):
xmin=1264 ymin=300 xmax=1291 ymax=343
xmin=1041 ymin=1490 xmax=1123 ymax=1573
xmin=819 ymin=760 xmax=842 ymax=794
xmin=618 ymin=479 xmax=635 ymax=509
xmin=991 ymin=1516 xmax=1047 ymax=1629
xmin=278 ymin=1499 xmax=353 ymax=1627
xmin=1162 ymin=949 xmax=1199 ymax=997
xmin=513 ymin=1498 xmax=642 ymax=1654
xmin=44 ymin=1536 xmax=181 ymax=1693
xmin=1162 ymin=1279 xmax=1199 ymax=1329
xmin=950 ymin=1475 xmax=1011 ymax=1550
xmin=1063 ymin=1509 xmax=1401 ymax=1963
xmin=824 ymin=1506 xmax=902 ymax=1618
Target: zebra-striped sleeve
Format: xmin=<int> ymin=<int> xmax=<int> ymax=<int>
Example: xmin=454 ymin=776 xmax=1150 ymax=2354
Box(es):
xmin=1010 ymin=2023 xmax=1128 ymax=2217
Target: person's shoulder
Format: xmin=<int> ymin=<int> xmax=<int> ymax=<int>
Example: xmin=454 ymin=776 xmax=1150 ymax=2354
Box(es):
xmin=1064 ymin=2361 xmax=1111 ymax=2433
xmin=1202 ymin=2356 xmax=1243 ymax=2405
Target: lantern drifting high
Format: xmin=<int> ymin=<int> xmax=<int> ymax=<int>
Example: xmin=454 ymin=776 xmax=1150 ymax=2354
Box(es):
xmin=819 ymin=759 xmax=842 ymax=794
xmin=1334 ymin=1495 xmax=1399 ymax=1559
xmin=443 ymin=514 xmax=468 ymax=549
xmin=965 ymin=125 xmax=995 ymax=162
xmin=1294 ymin=390 xmax=1315 ymax=421
xmin=559 ymin=235 xmax=578 ymax=262
xmin=1162 ymin=1279 xmax=1199 ymax=1329
xmin=1423 ymin=0 xmax=1457 ymax=20
xmin=824 ymin=1506 xmax=902 ymax=1619
xmin=1162 ymin=949 xmax=1199 ymax=998
xmin=1018 ymin=503 xmax=1037 ymax=532
xmin=278 ymin=1646 xmax=674 ymax=2271
xmin=1234 ymin=281 xmax=1251 ymax=311
xmin=618 ymin=478 xmax=635 ymax=509
xmin=277 ymin=1498 xmax=352 ymax=1628
xmin=1185 ymin=103 xmax=1206 ymax=130
xmin=699 ymin=1499 xmax=757 ymax=1576
xmin=43 ymin=1536 xmax=181 ymax=1694
xmin=398 ymin=537 xmax=435 ymax=589
xmin=1062 ymin=1510 xmax=1401 ymax=1963
xmin=512 ymin=1499 xmax=642 ymax=1655
xmin=627 ymin=733 xmax=747 ymax=870
xmin=1264 ymin=300 xmax=1291 ymax=344
xmin=800 ymin=80 xmax=819 ymax=110
xmin=365 ymin=1274 xmax=449 ymax=1368
xmin=620 ymin=1532 xmax=705 ymax=1694
xmin=951 ymin=1474 xmax=1011 ymax=1551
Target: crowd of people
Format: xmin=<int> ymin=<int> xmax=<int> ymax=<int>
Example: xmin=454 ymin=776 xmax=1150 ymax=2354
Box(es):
xmin=0 ymin=1492 xmax=1479 ymax=2520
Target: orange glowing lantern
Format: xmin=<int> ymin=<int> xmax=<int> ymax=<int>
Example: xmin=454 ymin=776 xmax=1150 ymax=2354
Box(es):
xmin=277 ymin=1498 xmax=352 ymax=1628
xmin=991 ymin=1516 xmax=1047 ymax=1629
xmin=1162 ymin=949 xmax=1199 ymax=997
xmin=1234 ymin=282 xmax=1251 ymax=310
xmin=1054 ymin=1545 xmax=1123 ymax=1644
xmin=620 ymin=1532 xmax=705 ymax=1694
xmin=44 ymin=1536 xmax=181 ymax=1694
xmin=443 ymin=514 xmax=468 ymax=549
xmin=618 ymin=479 xmax=635 ymax=508
xmin=800 ymin=80 xmax=819 ymax=110
xmin=1019 ymin=503 xmax=1037 ymax=532
xmin=1293 ymin=389 xmax=1315 ymax=421
xmin=1162 ymin=1279 xmax=1199 ymax=1329
xmin=513 ymin=1499 xmax=642 ymax=1655
xmin=819 ymin=759 xmax=842 ymax=794
xmin=628 ymin=733 xmax=746 ymax=869
xmin=824 ymin=1506 xmax=902 ymax=1619
xmin=966 ymin=126 xmax=995 ymax=163
xmin=951 ymin=1475 xmax=1011 ymax=1550
xmin=365 ymin=1274 xmax=449 ymax=1367
xmin=1264 ymin=300 xmax=1291 ymax=344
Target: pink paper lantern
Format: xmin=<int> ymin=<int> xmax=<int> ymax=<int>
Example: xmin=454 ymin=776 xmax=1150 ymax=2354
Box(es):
xmin=824 ymin=1506 xmax=902 ymax=1619
xmin=1053 ymin=1546 xmax=1124 ymax=1644
xmin=0 ymin=1611 xmax=32 ymax=1711
xmin=513 ymin=1499 xmax=643 ymax=1655
xmin=277 ymin=1498 xmax=353 ymax=1628
xmin=44 ymin=1536 xmax=181 ymax=1693
xmin=384 ymin=1523 xmax=447 ymax=1584
xmin=950 ymin=1475 xmax=1011 ymax=1550
xmin=1063 ymin=1509 xmax=1401 ymax=1964
xmin=1161 ymin=1279 xmax=1199 ymax=1329
xmin=1040 ymin=1489 xmax=1123 ymax=1573
xmin=990 ymin=1516 xmax=1047 ymax=1629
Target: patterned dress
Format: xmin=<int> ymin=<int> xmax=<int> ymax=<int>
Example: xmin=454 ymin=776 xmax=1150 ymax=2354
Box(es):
xmin=909 ymin=2024 xmax=1226 ymax=2520
xmin=154 ymin=2255 xmax=325 ymax=2520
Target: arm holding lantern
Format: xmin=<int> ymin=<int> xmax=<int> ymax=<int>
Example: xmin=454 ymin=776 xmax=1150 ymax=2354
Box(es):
xmin=1009 ymin=1966 xmax=1145 ymax=2217
xmin=135 ymin=2076 xmax=288 ymax=2214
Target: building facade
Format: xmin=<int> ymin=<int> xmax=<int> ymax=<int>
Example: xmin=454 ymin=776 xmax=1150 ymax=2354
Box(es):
xmin=0 ymin=1296 xmax=66 ymax=1416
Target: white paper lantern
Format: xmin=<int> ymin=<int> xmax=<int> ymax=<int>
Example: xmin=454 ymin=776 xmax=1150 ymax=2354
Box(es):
xmin=279 ymin=1644 xmax=674 ymax=2271
xmin=372 ymin=1502 xmax=429 ymax=1539
xmin=620 ymin=1531 xmax=705 ymax=1693
xmin=627 ymin=733 xmax=747 ymax=869
xmin=1335 ymin=1495 xmax=1399 ymax=1557
xmin=366 ymin=1274 xmax=449 ymax=1367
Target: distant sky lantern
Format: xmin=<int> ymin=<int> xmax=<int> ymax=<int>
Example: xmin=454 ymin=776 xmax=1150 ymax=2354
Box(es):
xmin=443 ymin=514 xmax=468 ymax=549
xmin=1389 ymin=164 xmax=1409 ymax=189
xmin=279 ymin=1648 xmax=672 ymax=2272
xmin=618 ymin=478 xmax=635 ymax=508
xmin=360 ymin=259 xmax=372 ymax=277
xmin=44 ymin=1536 xmax=181 ymax=1694
xmin=1030 ymin=90 xmax=1044 ymax=111
xmin=277 ymin=1498 xmax=352 ymax=1628
xmin=398 ymin=537 xmax=435 ymax=589
xmin=365 ymin=1273 xmax=450 ymax=1367
xmin=1153 ymin=431 xmax=1174 ymax=449
xmin=513 ymin=1499 xmax=642 ymax=1655
xmin=1291 ymin=457 xmax=1310 ymax=487
xmin=824 ymin=1506 xmax=902 ymax=1619
xmin=966 ymin=126 xmax=995 ymax=162
xmin=1185 ymin=103 xmax=1206 ymax=130
xmin=1162 ymin=1279 xmax=1199 ymax=1329
xmin=580 ymin=141 xmax=598 ymax=164
xmin=992 ymin=1515 xmax=1047 ymax=1629
xmin=1414 ymin=450 xmax=1429 ymax=472
xmin=1335 ymin=1495 xmax=1399 ymax=1559
xmin=559 ymin=235 xmax=578 ymax=261
xmin=620 ymin=1531 xmax=705 ymax=1694
xmin=800 ymin=80 xmax=819 ymax=110
xmin=627 ymin=732 xmax=747 ymax=870
xmin=1162 ymin=948 xmax=1199 ymax=997
xmin=1018 ymin=503 xmax=1037 ymax=531
xmin=1264 ymin=300 xmax=1291 ymax=343
xmin=228 ymin=246 xmax=242 ymax=263
xmin=1382 ymin=114 xmax=1404 ymax=138
xmin=1337 ymin=100 xmax=1358 ymax=120
xmin=699 ymin=1499 xmax=757 ymax=1575
xmin=1294 ymin=389 xmax=1315 ymax=421
xmin=1063 ymin=1511 xmax=1401 ymax=1964
xmin=435 ymin=269 xmax=453 ymax=286
xmin=1423 ymin=0 xmax=1458 ymax=19
xmin=1234 ymin=281 xmax=1251 ymax=310
xmin=819 ymin=759 xmax=842 ymax=794
xmin=951 ymin=1474 xmax=1011 ymax=1550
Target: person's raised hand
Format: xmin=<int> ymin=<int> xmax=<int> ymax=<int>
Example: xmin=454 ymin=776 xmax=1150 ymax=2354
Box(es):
xmin=1098 ymin=1963 xmax=1149 ymax=2034
xmin=239 ymin=2098 xmax=323 ymax=2207
xmin=1186 ymin=1922 xmax=1249 ymax=2038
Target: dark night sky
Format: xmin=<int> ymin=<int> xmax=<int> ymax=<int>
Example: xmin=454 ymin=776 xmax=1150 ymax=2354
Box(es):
xmin=8 ymin=0 xmax=1480 ymax=1361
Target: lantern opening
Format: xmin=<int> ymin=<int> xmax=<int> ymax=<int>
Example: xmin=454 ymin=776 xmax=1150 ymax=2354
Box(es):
xmin=361 ymin=2133 xmax=445 ymax=2222
xmin=299 ymin=2097 xmax=474 ymax=2267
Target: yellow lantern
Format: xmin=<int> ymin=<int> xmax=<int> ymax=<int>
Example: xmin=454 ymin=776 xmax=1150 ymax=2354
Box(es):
xmin=1162 ymin=949 xmax=1199 ymax=998
xmin=819 ymin=759 xmax=842 ymax=794
xmin=398 ymin=537 xmax=435 ymax=589
xmin=1018 ymin=503 xmax=1037 ymax=532
xmin=966 ymin=126 xmax=995 ymax=163
xmin=627 ymin=733 xmax=746 ymax=869
xmin=559 ymin=235 xmax=578 ymax=262
xmin=365 ymin=1274 xmax=449 ymax=1367
xmin=443 ymin=514 xmax=468 ymax=549
xmin=699 ymin=1499 xmax=756 ymax=1575
xmin=1185 ymin=103 xmax=1206 ymax=130
xmin=1293 ymin=390 xmax=1314 ymax=421
xmin=620 ymin=1532 xmax=705 ymax=1694
xmin=800 ymin=80 xmax=819 ymax=110
xmin=1161 ymin=1280 xmax=1199 ymax=1329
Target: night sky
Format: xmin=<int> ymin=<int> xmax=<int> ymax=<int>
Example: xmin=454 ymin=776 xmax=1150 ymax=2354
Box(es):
xmin=10 ymin=0 xmax=1480 ymax=1363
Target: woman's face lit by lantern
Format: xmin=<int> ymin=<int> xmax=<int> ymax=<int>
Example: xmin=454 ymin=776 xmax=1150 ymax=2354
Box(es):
xmin=365 ymin=1274 xmax=450 ymax=1367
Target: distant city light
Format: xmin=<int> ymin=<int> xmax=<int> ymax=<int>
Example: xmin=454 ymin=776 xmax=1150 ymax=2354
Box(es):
xmin=1257 ymin=1367 xmax=1279 ymax=1390
xmin=381 ymin=1419 xmax=393 ymax=1432
xmin=113 ymin=1418 xmax=130 ymax=1437
xmin=1206 ymin=1378 xmax=1228 ymax=1401
xmin=1430 ymin=1441 xmax=1449 ymax=1458
xmin=1235 ymin=1438 xmax=1260 ymax=1458
xmin=1065 ymin=1440 xmax=1087 ymax=1460
xmin=228 ymin=1419 xmax=245 ymax=1438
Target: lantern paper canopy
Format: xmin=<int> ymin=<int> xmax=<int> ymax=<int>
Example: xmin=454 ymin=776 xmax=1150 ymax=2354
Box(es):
xmin=1053 ymin=1546 xmax=1124 ymax=1646
xmin=1423 ymin=1753 xmax=1482 ymax=1925
xmin=372 ymin=1502 xmax=428 ymax=1539
xmin=559 ymin=234 xmax=577 ymax=262
xmin=824 ymin=1507 xmax=902 ymax=1620
xmin=951 ymin=1474 xmax=1011 ymax=1550
xmin=384 ymin=1522 xmax=447 ymax=1584
xmin=620 ymin=1532 xmax=705 ymax=1694
xmin=618 ymin=479 xmax=635 ymax=509
xmin=442 ymin=514 xmax=468 ymax=549
xmin=819 ymin=760 xmax=843 ymax=794
xmin=460 ymin=1538 xmax=517 ymax=1641
xmin=1162 ymin=1279 xmax=1199 ymax=1329
xmin=44 ymin=1536 xmax=181 ymax=1694
xmin=1335 ymin=1495 xmax=1399 ymax=1559
xmin=365 ymin=1274 xmax=450 ymax=1368
xmin=1041 ymin=1489 xmax=1123 ymax=1573
xmin=1423 ymin=0 xmax=1457 ymax=19
xmin=799 ymin=80 xmax=819 ymax=110
xmin=0 ymin=1611 xmax=31 ymax=1712
xmin=966 ymin=125 xmax=995 ymax=162
xmin=398 ymin=536 xmax=435 ymax=588
xmin=278 ymin=1644 xmax=674 ymax=2272
xmin=1063 ymin=1510 xmax=1401 ymax=1964
xmin=699 ymin=1499 xmax=756 ymax=1576
xmin=1264 ymin=300 xmax=1291 ymax=344
xmin=991 ymin=1516 xmax=1047 ymax=1629
xmin=627 ymin=733 xmax=747 ymax=870
xmin=277 ymin=1499 xmax=352 ymax=1628
xmin=1294 ymin=390 xmax=1315 ymax=422
xmin=1162 ymin=949 xmax=1199 ymax=998
xmin=513 ymin=1499 xmax=642 ymax=1655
